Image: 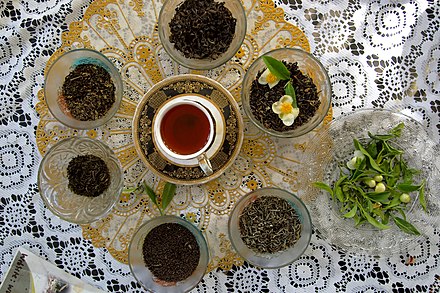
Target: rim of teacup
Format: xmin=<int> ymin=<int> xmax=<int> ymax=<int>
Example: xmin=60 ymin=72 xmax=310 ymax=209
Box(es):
xmin=152 ymin=95 xmax=225 ymax=164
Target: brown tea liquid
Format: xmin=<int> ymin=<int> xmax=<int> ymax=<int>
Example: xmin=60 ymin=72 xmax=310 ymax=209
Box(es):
xmin=160 ymin=104 xmax=210 ymax=155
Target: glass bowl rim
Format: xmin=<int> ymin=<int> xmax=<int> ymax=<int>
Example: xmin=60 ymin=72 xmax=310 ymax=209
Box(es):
xmin=228 ymin=187 xmax=312 ymax=269
xmin=157 ymin=0 xmax=247 ymax=70
xmin=128 ymin=215 xmax=210 ymax=292
xmin=44 ymin=48 xmax=124 ymax=130
xmin=37 ymin=136 xmax=123 ymax=224
xmin=299 ymin=107 xmax=440 ymax=257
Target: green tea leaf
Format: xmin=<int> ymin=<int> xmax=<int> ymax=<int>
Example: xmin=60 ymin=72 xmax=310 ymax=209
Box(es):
xmin=343 ymin=204 xmax=357 ymax=218
xmin=354 ymin=139 xmax=383 ymax=173
xmin=419 ymin=181 xmax=427 ymax=212
xmin=313 ymin=182 xmax=334 ymax=197
xmin=123 ymin=187 xmax=138 ymax=193
xmin=368 ymin=132 xmax=394 ymax=141
xmin=284 ymin=81 xmax=297 ymax=107
xmin=335 ymin=186 xmax=344 ymax=202
xmin=161 ymin=182 xmax=177 ymax=212
xmin=390 ymin=122 xmax=405 ymax=137
xmin=143 ymin=181 xmax=158 ymax=206
xmin=360 ymin=207 xmax=391 ymax=230
xmin=397 ymin=183 xmax=421 ymax=193
xmin=393 ymin=216 xmax=420 ymax=235
xmin=366 ymin=192 xmax=391 ymax=204
xmin=262 ymin=56 xmax=291 ymax=80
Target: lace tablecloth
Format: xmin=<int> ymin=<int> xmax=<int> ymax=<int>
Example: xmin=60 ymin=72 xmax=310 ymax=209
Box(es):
xmin=1 ymin=0 xmax=439 ymax=292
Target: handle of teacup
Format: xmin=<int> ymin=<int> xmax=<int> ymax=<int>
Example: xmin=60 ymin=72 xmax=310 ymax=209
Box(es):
xmin=197 ymin=153 xmax=213 ymax=176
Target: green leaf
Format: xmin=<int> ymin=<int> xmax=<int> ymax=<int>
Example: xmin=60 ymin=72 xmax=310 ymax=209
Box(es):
xmin=143 ymin=181 xmax=158 ymax=206
xmin=343 ymin=204 xmax=357 ymax=218
xmin=366 ymin=192 xmax=391 ymax=204
xmin=368 ymin=132 xmax=394 ymax=141
xmin=313 ymin=182 xmax=334 ymax=197
xmin=284 ymin=81 xmax=297 ymax=108
xmin=393 ymin=216 xmax=420 ymax=235
xmin=360 ymin=206 xmax=391 ymax=230
xmin=262 ymin=56 xmax=291 ymax=80
xmin=161 ymin=182 xmax=177 ymax=212
xmin=123 ymin=187 xmax=138 ymax=193
xmin=335 ymin=186 xmax=344 ymax=202
xmin=397 ymin=183 xmax=421 ymax=193
xmin=390 ymin=122 xmax=405 ymax=137
xmin=419 ymin=181 xmax=427 ymax=212
xmin=354 ymin=139 xmax=383 ymax=173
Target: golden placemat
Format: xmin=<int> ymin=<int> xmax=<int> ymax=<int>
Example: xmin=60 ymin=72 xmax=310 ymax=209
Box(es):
xmin=36 ymin=0 xmax=329 ymax=271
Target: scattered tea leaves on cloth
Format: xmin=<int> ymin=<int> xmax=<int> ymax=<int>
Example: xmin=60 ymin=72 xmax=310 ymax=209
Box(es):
xmin=67 ymin=154 xmax=110 ymax=197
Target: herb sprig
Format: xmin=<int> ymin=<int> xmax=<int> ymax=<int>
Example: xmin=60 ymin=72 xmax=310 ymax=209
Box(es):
xmin=262 ymin=56 xmax=297 ymax=107
xmin=124 ymin=181 xmax=177 ymax=215
xmin=314 ymin=123 xmax=426 ymax=235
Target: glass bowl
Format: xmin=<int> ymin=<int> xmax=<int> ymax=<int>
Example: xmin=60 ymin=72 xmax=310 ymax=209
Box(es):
xmin=128 ymin=215 xmax=209 ymax=293
xmin=228 ymin=187 xmax=312 ymax=269
xmin=299 ymin=108 xmax=440 ymax=257
xmin=38 ymin=137 xmax=123 ymax=224
xmin=241 ymin=47 xmax=332 ymax=138
xmin=158 ymin=0 xmax=246 ymax=70
xmin=44 ymin=48 xmax=123 ymax=129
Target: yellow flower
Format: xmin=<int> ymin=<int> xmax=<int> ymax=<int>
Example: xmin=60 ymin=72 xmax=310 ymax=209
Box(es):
xmin=272 ymin=95 xmax=300 ymax=126
xmin=258 ymin=68 xmax=280 ymax=88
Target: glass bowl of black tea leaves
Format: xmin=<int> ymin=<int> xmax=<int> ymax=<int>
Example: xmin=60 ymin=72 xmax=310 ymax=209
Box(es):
xmin=128 ymin=215 xmax=209 ymax=292
xmin=38 ymin=137 xmax=123 ymax=224
xmin=158 ymin=0 xmax=246 ymax=70
xmin=44 ymin=48 xmax=123 ymax=129
xmin=241 ymin=47 xmax=332 ymax=138
xmin=228 ymin=187 xmax=312 ymax=268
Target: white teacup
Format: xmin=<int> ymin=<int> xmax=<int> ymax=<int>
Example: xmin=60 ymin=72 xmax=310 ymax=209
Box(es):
xmin=153 ymin=95 xmax=224 ymax=176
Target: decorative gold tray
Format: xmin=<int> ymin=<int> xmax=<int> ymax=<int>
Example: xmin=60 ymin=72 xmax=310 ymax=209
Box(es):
xmin=36 ymin=0 xmax=331 ymax=271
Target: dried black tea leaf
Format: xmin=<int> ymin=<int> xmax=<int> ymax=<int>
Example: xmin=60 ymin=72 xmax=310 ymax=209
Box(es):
xmin=169 ymin=0 xmax=236 ymax=60
xmin=249 ymin=61 xmax=321 ymax=132
xmin=60 ymin=63 xmax=115 ymax=121
xmin=67 ymin=154 xmax=111 ymax=197
xmin=142 ymin=223 xmax=200 ymax=283
xmin=239 ymin=196 xmax=302 ymax=254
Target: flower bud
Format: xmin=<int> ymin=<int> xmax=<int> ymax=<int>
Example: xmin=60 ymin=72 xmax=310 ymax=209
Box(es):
xmin=375 ymin=182 xmax=386 ymax=193
xmin=400 ymin=193 xmax=411 ymax=203
xmin=373 ymin=175 xmax=383 ymax=182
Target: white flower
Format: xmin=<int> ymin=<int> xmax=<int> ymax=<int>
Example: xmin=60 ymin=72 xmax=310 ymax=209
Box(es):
xmin=272 ymin=95 xmax=300 ymax=126
xmin=346 ymin=150 xmax=365 ymax=170
xmin=258 ymin=68 xmax=280 ymax=88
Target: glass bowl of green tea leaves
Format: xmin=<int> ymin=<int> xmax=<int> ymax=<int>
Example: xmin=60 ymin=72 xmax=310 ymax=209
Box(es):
xmin=44 ymin=48 xmax=123 ymax=129
xmin=158 ymin=0 xmax=246 ymax=70
xmin=228 ymin=187 xmax=312 ymax=268
xmin=300 ymin=108 xmax=440 ymax=256
xmin=242 ymin=47 xmax=332 ymax=138
xmin=128 ymin=215 xmax=209 ymax=293
xmin=38 ymin=137 xmax=124 ymax=224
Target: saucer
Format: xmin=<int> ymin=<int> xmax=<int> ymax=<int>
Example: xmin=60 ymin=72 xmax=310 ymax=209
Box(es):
xmin=133 ymin=74 xmax=244 ymax=185
xmin=152 ymin=95 xmax=226 ymax=167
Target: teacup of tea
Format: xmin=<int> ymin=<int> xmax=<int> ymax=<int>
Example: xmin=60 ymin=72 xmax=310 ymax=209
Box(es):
xmin=153 ymin=96 xmax=223 ymax=175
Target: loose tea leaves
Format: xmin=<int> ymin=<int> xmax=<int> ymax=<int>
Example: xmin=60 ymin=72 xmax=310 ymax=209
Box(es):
xmin=67 ymin=154 xmax=110 ymax=197
xmin=250 ymin=61 xmax=320 ymax=132
xmin=239 ymin=196 xmax=302 ymax=254
xmin=169 ymin=0 xmax=236 ymax=59
xmin=142 ymin=223 xmax=200 ymax=283
xmin=60 ymin=64 xmax=115 ymax=121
